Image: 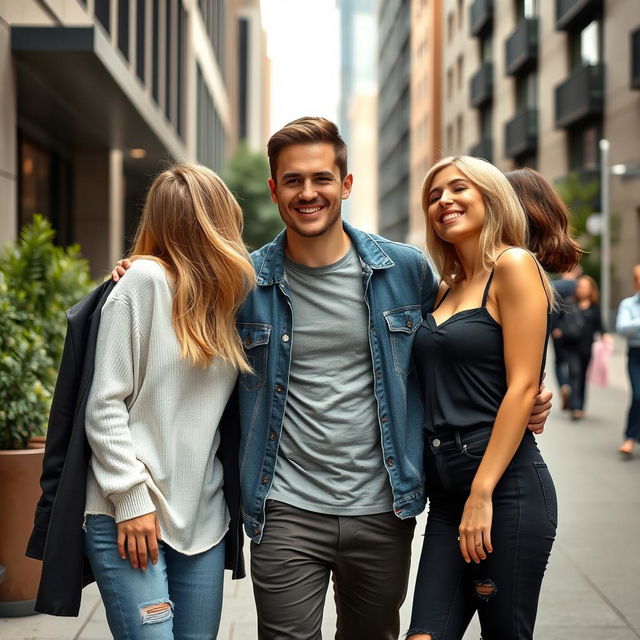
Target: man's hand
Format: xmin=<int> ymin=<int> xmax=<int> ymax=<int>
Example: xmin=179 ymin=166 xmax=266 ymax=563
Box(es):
xmin=528 ymin=378 xmax=552 ymax=435
xmin=111 ymin=258 xmax=133 ymax=282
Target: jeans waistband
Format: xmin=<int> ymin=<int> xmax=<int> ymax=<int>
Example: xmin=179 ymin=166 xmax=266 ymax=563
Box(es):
xmin=425 ymin=426 xmax=534 ymax=451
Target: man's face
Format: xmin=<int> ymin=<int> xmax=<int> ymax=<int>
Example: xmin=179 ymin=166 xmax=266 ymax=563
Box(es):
xmin=268 ymin=143 xmax=352 ymax=239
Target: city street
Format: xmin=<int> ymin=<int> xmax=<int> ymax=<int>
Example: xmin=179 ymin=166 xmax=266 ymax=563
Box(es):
xmin=2 ymin=337 xmax=640 ymax=639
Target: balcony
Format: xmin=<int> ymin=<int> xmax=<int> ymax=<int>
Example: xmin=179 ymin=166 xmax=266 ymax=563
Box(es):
xmin=469 ymin=137 xmax=493 ymax=162
xmin=505 ymin=108 xmax=538 ymax=158
xmin=470 ymin=0 xmax=493 ymax=37
xmin=632 ymin=28 xmax=640 ymax=90
xmin=470 ymin=62 xmax=493 ymax=108
xmin=556 ymin=0 xmax=602 ymax=32
xmin=505 ymin=18 xmax=538 ymax=76
xmin=555 ymin=64 xmax=603 ymax=129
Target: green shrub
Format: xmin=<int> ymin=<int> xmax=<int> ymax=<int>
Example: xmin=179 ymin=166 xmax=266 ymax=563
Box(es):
xmin=0 ymin=215 xmax=94 ymax=448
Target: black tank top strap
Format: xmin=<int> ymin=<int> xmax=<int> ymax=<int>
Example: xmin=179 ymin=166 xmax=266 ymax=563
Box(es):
xmin=433 ymin=286 xmax=451 ymax=311
xmin=481 ymin=271 xmax=495 ymax=308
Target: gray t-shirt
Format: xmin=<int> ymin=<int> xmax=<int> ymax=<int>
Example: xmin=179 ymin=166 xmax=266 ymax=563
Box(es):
xmin=268 ymin=244 xmax=393 ymax=515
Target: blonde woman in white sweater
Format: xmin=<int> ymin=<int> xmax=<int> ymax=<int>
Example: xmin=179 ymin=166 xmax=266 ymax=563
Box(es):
xmin=83 ymin=165 xmax=255 ymax=639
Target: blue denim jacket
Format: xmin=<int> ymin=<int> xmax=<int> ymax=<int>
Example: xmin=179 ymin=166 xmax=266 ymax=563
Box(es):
xmin=237 ymin=223 xmax=438 ymax=541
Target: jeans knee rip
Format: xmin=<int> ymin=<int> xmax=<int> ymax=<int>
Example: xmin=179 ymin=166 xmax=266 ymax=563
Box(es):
xmin=406 ymin=629 xmax=436 ymax=639
xmin=138 ymin=599 xmax=174 ymax=625
xmin=473 ymin=578 xmax=497 ymax=601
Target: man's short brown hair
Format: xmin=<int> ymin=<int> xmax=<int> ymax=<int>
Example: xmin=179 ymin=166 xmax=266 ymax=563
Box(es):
xmin=267 ymin=117 xmax=348 ymax=181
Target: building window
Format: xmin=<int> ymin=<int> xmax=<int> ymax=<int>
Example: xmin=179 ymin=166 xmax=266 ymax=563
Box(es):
xmin=95 ymin=0 xmax=110 ymax=34
xmin=568 ymin=124 xmax=600 ymax=172
xmin=118 ymin=0 xmax=130 ymax=60
xmin=480 ymin=105 xmax=493 ymax=138
xmin=570 ymin=20 xmax=601 ymax=69
xmin=457 ymin=54 xmax=464 ymax=91
xmin=516 ymin=71 xmax=537 ymax=109
xmin=516 ymin=0 xmax=538 ymax=19
xmin=447 ymin=124 xmax=454 ymax=152
xmin=18 ymin=137 xmax=72 ymax=245
xmin=152 ymin=1 xmax=159 ymax=104
xmin=480 ymin=32 xmax=493 ymax=61
xmin=165 ymin=0 xmax=174 ymax=121
xmin=447 ymin=67 xmax=454 ymax=98
xmin=456 ymin=114 xmax=464 ymax=150
xmin=457 ymin=0 xmax=464 ymax=29
xmin=136 ymin=0 xmax=145 ymax=82
xmin=448 ymin=11 xmax=454 ymax=42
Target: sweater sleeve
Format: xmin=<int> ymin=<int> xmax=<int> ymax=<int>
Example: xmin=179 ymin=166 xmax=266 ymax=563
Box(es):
xmin=85 ymin=296 xmax=156 ymax=523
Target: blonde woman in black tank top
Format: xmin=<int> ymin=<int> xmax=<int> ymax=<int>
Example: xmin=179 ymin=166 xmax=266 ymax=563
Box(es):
xmin=407 ymin=157 xmax=581 ymax=640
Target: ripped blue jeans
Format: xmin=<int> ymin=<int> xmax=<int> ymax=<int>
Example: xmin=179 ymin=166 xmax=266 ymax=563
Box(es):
xmin=84 ymin=515 xmax=225 ymax=639
xmin=408 ymin=428 xmax=557 ymax=639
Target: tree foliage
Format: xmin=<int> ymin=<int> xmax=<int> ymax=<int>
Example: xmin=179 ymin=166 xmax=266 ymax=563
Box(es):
xmin=555 ymin=172 xmax=601 ymax=281
xmin=0 ymin=215 xmax=94 ymax=448
xmin=224 ymin=142 xmax=283 ymax=251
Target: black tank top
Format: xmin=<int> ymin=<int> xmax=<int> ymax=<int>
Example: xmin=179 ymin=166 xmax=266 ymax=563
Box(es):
xmin=413 ymin=252 xmax=550 ymax=434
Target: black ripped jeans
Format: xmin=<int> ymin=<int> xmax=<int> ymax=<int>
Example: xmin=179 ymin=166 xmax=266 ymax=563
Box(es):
xmin=408 ymin=427 xmax=557 ymax=640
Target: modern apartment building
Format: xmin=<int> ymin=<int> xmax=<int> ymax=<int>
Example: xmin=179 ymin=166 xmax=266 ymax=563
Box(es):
xmin=407 ymin=0 xmax=640 ymax=301
xmin=238 ymin=0 xmax=270 ymax=152
xmin=377 ymin=0 xmax=411 ymax=241
xmin=1 ymin=0 xmax=242 ymax=276
xmin=338 ymin=0 xmax=378 ymax=231
xmin=408 ymin=0 xmax=442 ymax=247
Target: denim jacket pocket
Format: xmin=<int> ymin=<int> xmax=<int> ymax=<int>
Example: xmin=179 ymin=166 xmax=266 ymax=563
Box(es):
xmin=384 ymin=306 xmax=422 ymax=375
xmin=238 ymin=323 xmax=271 ymax=391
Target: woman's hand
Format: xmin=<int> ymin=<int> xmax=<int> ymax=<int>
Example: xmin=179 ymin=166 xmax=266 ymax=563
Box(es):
xmin=117 ymin=512 xmax=161 ymax=570
xmin=459 ymin=489 xmax=493 ymax=564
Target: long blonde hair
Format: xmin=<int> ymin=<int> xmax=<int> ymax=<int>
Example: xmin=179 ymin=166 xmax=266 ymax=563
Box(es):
xmin=422 ymin=155 xmax=552 ymax=300
xmin=132 ymin=164 xmax=255 ymax=371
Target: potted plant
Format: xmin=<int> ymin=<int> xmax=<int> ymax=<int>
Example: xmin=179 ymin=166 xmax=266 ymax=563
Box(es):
xmin=0 ymin=216 xmax=93 ymax=616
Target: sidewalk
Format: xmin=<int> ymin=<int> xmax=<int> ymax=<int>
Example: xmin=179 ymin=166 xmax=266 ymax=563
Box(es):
xmin=2 ymin=337 xmax=639 ymax=639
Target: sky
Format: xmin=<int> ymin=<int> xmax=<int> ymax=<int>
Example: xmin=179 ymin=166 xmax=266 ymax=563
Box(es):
xmin=260 ymin=0 xmax=341 ymax=134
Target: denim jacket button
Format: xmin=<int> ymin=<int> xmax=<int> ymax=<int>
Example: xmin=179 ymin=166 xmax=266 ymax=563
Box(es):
xmin=281 ymin=334 xmax=290 ymax=342
xmin=253 ymin=527 xmax=260 ymax=535
xmin=386 ymin=457 xmax=394 ymax=466
xmin=261 ymin=475 xmax=270 ymax=484
xmin=269 ymin=431 xmax=277 ymax=441
xmin=275 ymin=384 xmax=284 ymax=392
xmin=244 ymin=335 xmax=251 ymax=346
xmin=406 ymin=320 xmax=413 ymax=328
xmin=380 ymin=416 xmax=388 ymax=423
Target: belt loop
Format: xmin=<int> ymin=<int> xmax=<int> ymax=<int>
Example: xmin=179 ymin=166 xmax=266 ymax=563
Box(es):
xmin=454 ymin=430 xmax=463 ymax=451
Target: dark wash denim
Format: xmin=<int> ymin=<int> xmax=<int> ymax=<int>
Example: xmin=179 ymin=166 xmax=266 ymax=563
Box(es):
xmin=625 ymin=347 xmax=640 ymax=441
xmin=236 ymin=223 xmax=438 ymax=542
xmin=409 ymin=427 xmax=557 ymax=640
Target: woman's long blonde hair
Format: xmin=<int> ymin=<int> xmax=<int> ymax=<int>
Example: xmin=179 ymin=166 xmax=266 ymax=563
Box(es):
xmin=422 ymin=155 xmax=552 ymax=300
xmin=131 ymin=164 xmax=255 ymax=371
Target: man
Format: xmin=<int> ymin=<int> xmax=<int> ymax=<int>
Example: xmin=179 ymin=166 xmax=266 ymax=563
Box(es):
xmin=114 ymin=117 xmax=551 ymax=639
xmin=616 ymin=264 xmax=640 ymax=457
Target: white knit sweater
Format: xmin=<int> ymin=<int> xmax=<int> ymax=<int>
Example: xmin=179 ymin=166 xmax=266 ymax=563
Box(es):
xmin=84 ymin=259 xmax=237 ymax=554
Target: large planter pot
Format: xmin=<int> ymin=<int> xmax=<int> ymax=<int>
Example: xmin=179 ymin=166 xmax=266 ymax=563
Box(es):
xmin=0 ymin=439 xmax=45 ymax=617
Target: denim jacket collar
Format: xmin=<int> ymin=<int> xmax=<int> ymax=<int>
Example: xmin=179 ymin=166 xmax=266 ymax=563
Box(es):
xmin=255 ymin=221 xmax=394 ymax=287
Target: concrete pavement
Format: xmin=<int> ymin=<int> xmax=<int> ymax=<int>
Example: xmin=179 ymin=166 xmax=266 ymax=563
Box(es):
xmin=2 ymin=336 xmax=639 ymax=639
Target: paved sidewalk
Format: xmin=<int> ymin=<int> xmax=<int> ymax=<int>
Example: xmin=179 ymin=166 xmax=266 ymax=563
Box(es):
xmin=2 ymin=337 xmax=639 ymax=638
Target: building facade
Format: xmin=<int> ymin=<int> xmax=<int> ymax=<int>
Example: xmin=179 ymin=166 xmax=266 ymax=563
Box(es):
xmin=377 ymin=0 xmax=411 ymax=241
xmin=408 ymin=0 xmax=442 ymax=247
xmin=405 ymin=0 xmax=640 ymax=302
xmin=238 ymin=0 xmax=270 ymax=152
xmin=1 ymin=0 xmax=241 ymax=276
xmin=338 ymin=0 xmax=378 ymax=231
